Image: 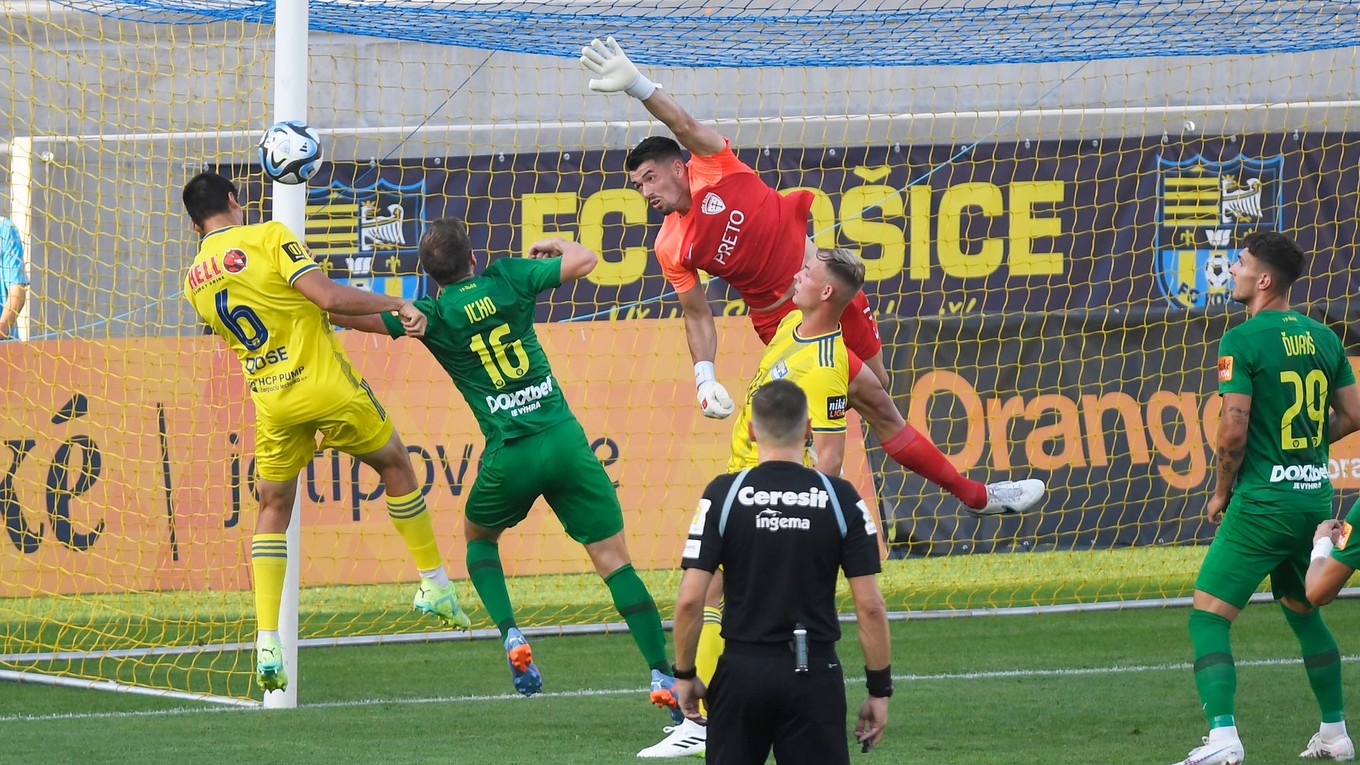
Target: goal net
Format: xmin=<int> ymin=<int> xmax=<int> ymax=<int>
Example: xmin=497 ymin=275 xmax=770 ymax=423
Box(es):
xmin=2 ymin=0 xmax=1359 ymax=703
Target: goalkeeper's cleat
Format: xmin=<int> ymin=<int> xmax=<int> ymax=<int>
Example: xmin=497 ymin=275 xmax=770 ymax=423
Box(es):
xmin=504 ymin=627 xmax=542 ymax=697
xmin=255 ymin=633 xmax=288 ymax=693
xmin=637 ymin=719 xmax=706 ymax=759
xmin=412 ymin=578 xmax=471 ymax=630
xmin=969 ymin=478 xmax=1045 ymax=518
xmin=1301 ymin=732 xmax=1356 ymax=760
xmin=649 ymin=669 xmax=685 ymax=726
xmin=1172 ymin=737 xmax=1244 ymax=765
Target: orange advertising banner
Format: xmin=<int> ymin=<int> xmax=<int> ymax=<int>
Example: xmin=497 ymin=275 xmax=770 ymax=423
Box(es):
xmin=0 ymin=318 xmax=876 ymax=597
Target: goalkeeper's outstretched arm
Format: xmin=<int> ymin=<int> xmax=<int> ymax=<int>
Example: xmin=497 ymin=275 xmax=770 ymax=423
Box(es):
xmin=580 ymin=37 xmax=726 ymax=157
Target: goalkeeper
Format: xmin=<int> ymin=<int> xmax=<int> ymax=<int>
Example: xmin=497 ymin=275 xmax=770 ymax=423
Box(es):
xmin=580 ymin=37 xmax=1002 ymax=517
xmin=334 ymin=219 xmax=679 ymax=728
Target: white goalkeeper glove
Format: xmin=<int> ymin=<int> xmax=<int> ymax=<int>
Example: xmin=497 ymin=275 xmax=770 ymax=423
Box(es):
xmin=694 ymin=361 xmax=734 ymax=419
xmin=580 ymin=36 xmax=660 ymax=100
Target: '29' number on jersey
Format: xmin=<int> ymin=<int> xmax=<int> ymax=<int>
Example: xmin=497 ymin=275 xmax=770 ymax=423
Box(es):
xmin=214 ymin=288 xmax=269 ymax=351
xmin=470 ymin=324 xmax=528 ymax=388
xmin=1279 ymin=369 xmax=1328 ymax=451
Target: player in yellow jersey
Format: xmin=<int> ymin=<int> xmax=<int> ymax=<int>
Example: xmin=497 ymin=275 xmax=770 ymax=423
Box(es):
xmin=181 ymin=171 xmax=470 ymax=694
xmin=641 ymin=248 xmax=1046 ymax=757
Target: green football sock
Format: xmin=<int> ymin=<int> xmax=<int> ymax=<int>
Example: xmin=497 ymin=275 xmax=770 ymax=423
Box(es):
xmin=1283 ymin=604 xmax=1346 ymax=723
xmin=604 ymin=564 xmax=670 ymax=673
xmin=1188 ymin=608 xmax=1237 ymax=729
xmin=467 ymin=539 xmax=516 ymax=639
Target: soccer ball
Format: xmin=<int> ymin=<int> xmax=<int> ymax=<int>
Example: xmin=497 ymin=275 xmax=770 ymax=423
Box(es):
xmin=257 ymin=120 xmax=323 ymax=185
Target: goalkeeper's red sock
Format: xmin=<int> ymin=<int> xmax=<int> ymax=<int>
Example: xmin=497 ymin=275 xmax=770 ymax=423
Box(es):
xmin=881 ymin=425 xmax=987 ymax=509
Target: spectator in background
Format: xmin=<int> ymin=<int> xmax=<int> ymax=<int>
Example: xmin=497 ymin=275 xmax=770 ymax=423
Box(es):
xmin=0 ymin=214 xmax=28 ymax=341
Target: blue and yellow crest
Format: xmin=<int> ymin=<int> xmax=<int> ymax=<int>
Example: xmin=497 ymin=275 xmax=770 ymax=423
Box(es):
xmin=1155 ymin=153 xmax=1283 ymax=308
xmin=304 ymin=177 xmax=428 ymax=299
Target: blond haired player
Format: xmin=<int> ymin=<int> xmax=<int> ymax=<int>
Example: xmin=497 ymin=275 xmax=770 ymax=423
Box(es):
xmin=639 ymin=247 xmax=1045 ymax=757
xmin=182 ymin=171 xmax=469 ymax=693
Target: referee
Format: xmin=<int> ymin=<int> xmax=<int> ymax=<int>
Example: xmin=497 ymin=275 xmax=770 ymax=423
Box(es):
xmin=671 ymin=379 xmax=892 ymax=764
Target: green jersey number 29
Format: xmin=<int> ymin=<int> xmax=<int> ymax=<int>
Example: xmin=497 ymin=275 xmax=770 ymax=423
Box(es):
xmin=1279 ymin=369 xmax=1327 ymax=451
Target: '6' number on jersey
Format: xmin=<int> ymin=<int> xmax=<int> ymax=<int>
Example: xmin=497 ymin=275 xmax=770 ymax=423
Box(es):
xmin=214 ymin=288 xmax=269 ymax=351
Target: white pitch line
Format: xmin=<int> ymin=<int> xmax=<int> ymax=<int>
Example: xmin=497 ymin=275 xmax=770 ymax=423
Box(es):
xmin=4 ymin=654 xmax=1356 ymax=724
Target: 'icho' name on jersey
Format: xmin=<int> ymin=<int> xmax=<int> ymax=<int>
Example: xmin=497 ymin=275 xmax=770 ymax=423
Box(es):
xmin=487 ymin=375 xmax=555 ymax=417
xmin=1269 ymin=463 xmax=1329 ymax=490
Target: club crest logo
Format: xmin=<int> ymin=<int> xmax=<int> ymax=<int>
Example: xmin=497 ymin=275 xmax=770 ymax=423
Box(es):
xmin=305 ymin=176 xmax=428 ymax=298
xmin=700 ymin=192 xmax=726 ymax=215
xmin=1155 ymin=154 xmax=1284 ymax=309
xmin=222 ymin=249 xmax=247 ymax=273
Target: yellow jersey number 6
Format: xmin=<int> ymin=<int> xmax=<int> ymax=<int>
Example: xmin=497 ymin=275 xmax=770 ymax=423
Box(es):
xmin=1280 ymin=369 xmax=1328 ymax=451
xmin=470 ymin=324 xmax=528 ymax=389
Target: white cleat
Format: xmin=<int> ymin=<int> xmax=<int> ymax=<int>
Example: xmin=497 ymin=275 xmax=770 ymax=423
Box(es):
xmin=1301 ymin=732 xmax=1356 ymax=760
xmin=1173 ymin=737 xmax=1245 ymax=765
xmin=968 ymin=478 xmax=1045 ymax=517
xmin=637 ymin=718 xmax=706 ymax=758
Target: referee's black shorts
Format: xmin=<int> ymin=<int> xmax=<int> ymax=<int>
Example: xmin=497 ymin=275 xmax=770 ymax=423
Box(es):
xmin=706 ymin=640 xmax=849 ymax=765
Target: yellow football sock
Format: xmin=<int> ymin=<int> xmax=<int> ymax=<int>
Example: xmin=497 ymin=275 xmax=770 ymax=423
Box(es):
xmin=386 ymin=489 xmax=443 ymax=572
xmin=250 ymin=533 xmax=288 ymax=632
xmin=697 ymin=606 xmax=724 ymax=715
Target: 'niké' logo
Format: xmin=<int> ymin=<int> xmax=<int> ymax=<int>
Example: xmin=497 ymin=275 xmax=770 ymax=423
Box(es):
xmin=1 ymin=393 xmax=106 ymax=553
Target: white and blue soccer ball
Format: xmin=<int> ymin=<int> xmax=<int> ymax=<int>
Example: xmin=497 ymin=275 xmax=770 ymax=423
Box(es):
xmin=257 ymin=120 xmax=323 ymax=185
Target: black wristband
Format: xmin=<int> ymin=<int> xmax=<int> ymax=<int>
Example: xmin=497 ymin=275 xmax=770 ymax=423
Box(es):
xmin=865 ymin=665 xmax=893 ymax=698
xmin=672 ymin=665 xmax=698 ymax=680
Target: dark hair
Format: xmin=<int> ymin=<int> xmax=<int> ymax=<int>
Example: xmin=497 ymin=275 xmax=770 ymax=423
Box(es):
xmin=1242 ymin=231 xmax=1305 ymax=289
xmin=419 ymin=218 xmax=474 ymax=285
xmin=625 ymin=136 xmax=685 ymax=172
xmin=816 ymin=247 xmax=867 ymax=294
xmin=750 ymin=379 xmax=809 ymax=445
xmin=182 ymin=171 xmax=238 ymax=227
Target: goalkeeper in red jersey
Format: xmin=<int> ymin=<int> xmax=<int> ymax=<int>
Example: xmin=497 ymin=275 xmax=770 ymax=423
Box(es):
xmin=581 ymin=37 xmax=1023 ymax=516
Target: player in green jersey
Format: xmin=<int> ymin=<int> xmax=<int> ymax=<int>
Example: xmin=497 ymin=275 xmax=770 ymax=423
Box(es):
xmin=334 ymin=219 xmax=681 ymax=724
xmin=1175 ymin=232 xmax=1360 ymax=765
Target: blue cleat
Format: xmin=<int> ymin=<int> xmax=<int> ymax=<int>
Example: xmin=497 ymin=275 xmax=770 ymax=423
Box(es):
xmin=504 ymin=627 xmax=542 ymax=696
xmin=649 ymin=668 xmax=685 ymax=726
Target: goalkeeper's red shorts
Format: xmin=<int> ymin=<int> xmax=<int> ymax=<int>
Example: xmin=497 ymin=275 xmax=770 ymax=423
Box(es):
xmin=750 ymin=290 xmax=882 ymax=360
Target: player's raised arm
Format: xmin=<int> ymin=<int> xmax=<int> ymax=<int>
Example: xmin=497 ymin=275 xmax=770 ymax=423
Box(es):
xmin=526 ymin=237 xmax=598 ymax=283
xmin=580 ymin=37 xmax=726 ymax=157
xmin=330 ymin=313 xmax=394 ymax=335
xmin=292 ymin=270 xmax=426 ymax=335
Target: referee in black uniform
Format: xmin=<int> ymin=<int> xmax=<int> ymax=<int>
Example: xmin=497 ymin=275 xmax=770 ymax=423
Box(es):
xmin=671 ymin=379 xmax=892 ymax=764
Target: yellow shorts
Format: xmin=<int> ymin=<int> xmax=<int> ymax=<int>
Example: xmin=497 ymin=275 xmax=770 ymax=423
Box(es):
xmin=253 ymin=383 xmax=393 ymax=482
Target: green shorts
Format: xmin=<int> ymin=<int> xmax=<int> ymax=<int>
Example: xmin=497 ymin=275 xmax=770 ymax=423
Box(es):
xmin=464 ymin=417 xmax=624 ymax=544
xmin=1194 ymin=507 xmax=1329 ymax=609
